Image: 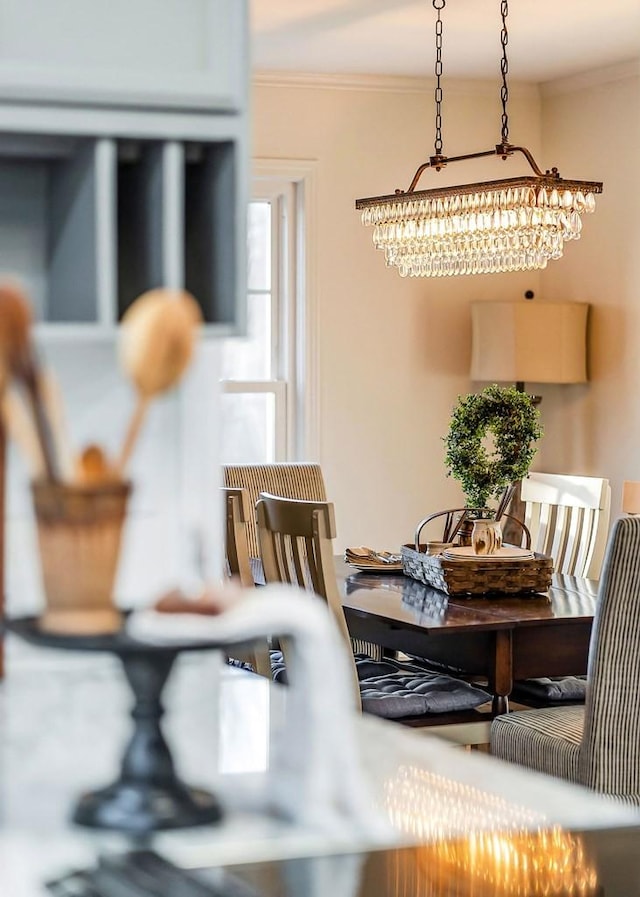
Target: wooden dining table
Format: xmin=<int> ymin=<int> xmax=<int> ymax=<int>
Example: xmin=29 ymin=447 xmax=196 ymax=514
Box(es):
xmin=337 ymin=559 xmax=598 ymax=714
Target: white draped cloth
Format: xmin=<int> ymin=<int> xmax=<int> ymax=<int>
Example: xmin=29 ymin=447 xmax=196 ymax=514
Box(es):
xmin=127 ymin=584 xmax=394 ymax=843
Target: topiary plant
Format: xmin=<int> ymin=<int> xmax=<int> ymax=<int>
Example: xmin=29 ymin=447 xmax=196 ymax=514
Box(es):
xmin=444 ymin=384 xmax=543 ymax=509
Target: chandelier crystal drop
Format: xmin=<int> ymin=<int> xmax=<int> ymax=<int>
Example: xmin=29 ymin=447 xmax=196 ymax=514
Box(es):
xmin=355 ymin=0 xmax=603 ymax=278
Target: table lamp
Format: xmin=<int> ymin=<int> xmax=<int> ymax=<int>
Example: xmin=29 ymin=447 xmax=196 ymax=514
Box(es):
xmin=470 ymin=297 xmax=588 ymax=543
xmin=470 ymin=298 xmax=589 ymax=394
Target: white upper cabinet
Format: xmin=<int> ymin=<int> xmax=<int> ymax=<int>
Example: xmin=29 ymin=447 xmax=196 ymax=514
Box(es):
xmin=0 ymin=1 xmax=248 ymax=335
xmin=0 ymin=0 xmax=246 ymax=111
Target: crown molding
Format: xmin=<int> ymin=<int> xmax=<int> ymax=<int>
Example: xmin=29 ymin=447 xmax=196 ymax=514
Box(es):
xmin=253 ymin=69 xmax=538 ymax=98
xmin=541 ymin=59 xmax=640 ymax=96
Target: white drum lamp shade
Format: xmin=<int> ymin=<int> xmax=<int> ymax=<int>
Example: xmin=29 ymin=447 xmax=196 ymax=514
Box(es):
xmin=471 ymin=301 xmax=589 ymax=385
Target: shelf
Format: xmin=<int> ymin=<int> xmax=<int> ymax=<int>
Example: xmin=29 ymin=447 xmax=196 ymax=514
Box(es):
xmin=116 ymin=141 xmax=164 ymax=319
xmin=0 ymin=135 xmax=104 ymax=324
xmin=0 ymin=131 xmax=245 ymax=330
xmin=34 ymin=323 xmax=118 ymax=342
xmin=184 ymin=141 xmax=238 ymax=326
xmin=34 ymin=322 xmax=237 ymax=342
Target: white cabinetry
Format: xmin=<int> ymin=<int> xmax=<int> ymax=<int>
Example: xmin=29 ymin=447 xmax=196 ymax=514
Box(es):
xmin=0 ymin=0 xmax=245 ymax=112
xmin=0 ymin=0 xmax=248 ymax=335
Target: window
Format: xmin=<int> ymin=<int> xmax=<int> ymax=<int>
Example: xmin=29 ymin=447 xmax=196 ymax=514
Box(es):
xmin=219 ymin=161 xmax=317 ymax=463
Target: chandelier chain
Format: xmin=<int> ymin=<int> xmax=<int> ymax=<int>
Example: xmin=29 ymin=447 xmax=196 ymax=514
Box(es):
xmin=433 ymin=0 xmax=445 ymax=155
xmin=500 ymin=0 xmax=509 ymax=143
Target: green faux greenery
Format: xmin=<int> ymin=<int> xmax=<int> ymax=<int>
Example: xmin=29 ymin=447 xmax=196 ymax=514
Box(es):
xmin=444 ymin=384 xmax=543 ymax=509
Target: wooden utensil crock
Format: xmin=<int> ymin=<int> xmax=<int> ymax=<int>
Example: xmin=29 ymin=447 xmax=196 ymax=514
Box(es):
xmin=32 ymin=480 xmax=131 ymax=634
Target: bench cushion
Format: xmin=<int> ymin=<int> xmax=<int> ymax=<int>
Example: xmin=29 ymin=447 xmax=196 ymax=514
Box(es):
xmin=511 ymin=675 xmax=587 ymax=703
xmin=355 ymin=655 xmax=489 ymax=720
xmin=270 ymin=652 xmax=489 ymax=719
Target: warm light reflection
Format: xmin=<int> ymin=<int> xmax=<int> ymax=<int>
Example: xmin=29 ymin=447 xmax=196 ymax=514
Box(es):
xmin=383 ymin=766 xmax=599 ymax=896
xmin=384 ymin=765 xmax=541 ymax=840
xmin=386 ymin=829 xmax=599 ymax=897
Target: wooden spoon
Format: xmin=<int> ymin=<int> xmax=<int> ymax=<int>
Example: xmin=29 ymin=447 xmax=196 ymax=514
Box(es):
xmin=0 ymin=283 xmax=58 ymax=480
xmin=1 ymin=388 xmax=46 ymax=479
xmin=0 ymin=282 xmax=31 ymax=372
xmin=0 ymin=361 xmax=44 ymax=477
xmin=75 ymin=443 xmax=113 ymax=485
xmin=39 ymin=369 xmax=73 ymax=481
xmin=116 ymin=289 xmax=202 ymax=475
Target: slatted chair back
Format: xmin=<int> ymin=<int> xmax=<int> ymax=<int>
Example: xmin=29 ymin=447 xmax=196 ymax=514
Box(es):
xmin=521 ymin=473 xmax=611 ymax=580
xmin=256 ymin=492 xmax=361 ymax=708
xmin=221 ymin=487 xmax=272 ymax=678
xmin=222 ymin=488 xmax=254 ymax=588
xmin=223 ymin=464 xmax=327 ymax=562
xmin=580 ymin=515 xmax=640 ymax=801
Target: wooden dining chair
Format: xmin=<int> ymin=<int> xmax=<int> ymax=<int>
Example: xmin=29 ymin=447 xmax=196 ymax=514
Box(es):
xmin=511 ymin=472 xmax=611 ymax=707
xmin=223 ymin=487 xmax=255 ymax=588
xmin=521 ymin=472 xmax=611 ymax=580
xmin=223 ymin=463 xmax=380 ymax=659
xmin=221 ymin=487 xmax=272 ymax=678
xmin=256 ymin=492 xmax=492 ymax=742
xmin=223 ymin=463 xmax=327 ymax=562
xmin=491 ymin=515 xmax=640 ymax=805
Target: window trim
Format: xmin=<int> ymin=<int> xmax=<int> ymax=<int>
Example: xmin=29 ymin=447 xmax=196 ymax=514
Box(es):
xmin=221 ymin=158 xmax=319 ymax=461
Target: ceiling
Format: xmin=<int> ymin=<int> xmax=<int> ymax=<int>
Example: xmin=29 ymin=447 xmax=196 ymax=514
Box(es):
xmin=251 ymin=0 xmax=640 ymax=83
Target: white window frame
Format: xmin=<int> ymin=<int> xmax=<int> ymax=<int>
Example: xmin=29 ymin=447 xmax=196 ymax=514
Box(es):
xmin=220 ymin=158 xmax=318 ymax=461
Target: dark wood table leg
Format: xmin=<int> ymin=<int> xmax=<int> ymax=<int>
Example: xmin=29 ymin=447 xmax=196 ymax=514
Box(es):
xmin=490 ymin=629 xmax=513 ymax=715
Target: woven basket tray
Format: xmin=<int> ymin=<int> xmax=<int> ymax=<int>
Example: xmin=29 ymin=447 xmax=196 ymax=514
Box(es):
xmin=401 ymin=543 xmax=553 ymax=597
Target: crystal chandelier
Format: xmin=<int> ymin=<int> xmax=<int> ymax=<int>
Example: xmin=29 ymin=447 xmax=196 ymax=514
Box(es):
xmin=355 ymin=0 xmax=603 ymax=278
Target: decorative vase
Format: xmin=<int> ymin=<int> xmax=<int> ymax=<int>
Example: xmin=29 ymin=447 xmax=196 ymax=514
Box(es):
xmin=32 ymin=479 xmax=131 ymax=634
xmin=457 ymin=508 xmax=495 ymax=547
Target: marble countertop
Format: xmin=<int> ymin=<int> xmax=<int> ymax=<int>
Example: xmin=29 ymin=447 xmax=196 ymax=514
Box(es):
xmin=1 ymin=636 xmax=638 ymax=896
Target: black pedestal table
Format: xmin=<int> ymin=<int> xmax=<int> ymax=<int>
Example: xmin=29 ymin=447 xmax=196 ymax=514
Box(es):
xmin=6 ymin=616 xmax=234 ymax=834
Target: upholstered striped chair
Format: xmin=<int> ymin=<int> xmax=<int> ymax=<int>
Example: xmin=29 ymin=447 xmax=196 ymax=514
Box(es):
xmin=257 ymin=493 xmax=491 ymax=738
xmin=491 ymin=516 xmax=640 ymax=805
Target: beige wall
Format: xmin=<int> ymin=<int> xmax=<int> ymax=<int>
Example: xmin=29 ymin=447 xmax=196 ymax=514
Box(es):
xmin=538 ymin=63 xmax=640 ymax=516
xmin=253 ymin=75 xmax=545 ymax=551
